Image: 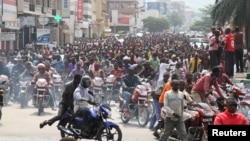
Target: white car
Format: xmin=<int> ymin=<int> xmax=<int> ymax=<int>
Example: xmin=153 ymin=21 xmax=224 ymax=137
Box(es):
xmin=190 ymin=38 xmax=209 ymax=49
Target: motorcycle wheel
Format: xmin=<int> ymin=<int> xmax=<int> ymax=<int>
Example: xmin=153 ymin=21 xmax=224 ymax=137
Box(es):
xmin=38 ymin=98 xmax=43 ymax=115
xmin=147 ymin=100 xmax=155 ymax=119
xmin=120 ymin=110 xmax=130 ymax=123
xmin=137 ymin=106 xmax=149 ymax=127
xmin=96 ymin=125 xmax=122 ymax=141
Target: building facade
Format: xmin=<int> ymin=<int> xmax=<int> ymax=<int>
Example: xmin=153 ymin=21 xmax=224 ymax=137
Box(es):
xmin=107 ymin=0 xmax=140 ymax=33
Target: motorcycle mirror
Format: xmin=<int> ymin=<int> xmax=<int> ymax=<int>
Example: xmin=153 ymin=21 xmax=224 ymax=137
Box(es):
xmin=88 ymin=91 xmax=94 ymax=96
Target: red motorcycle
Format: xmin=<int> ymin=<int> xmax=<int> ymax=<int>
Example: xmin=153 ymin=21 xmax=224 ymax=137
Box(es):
xmin=34 ymin=78 xmax=50 ymax=115
xmin=120 ymin=85 xmax=150 ymax=127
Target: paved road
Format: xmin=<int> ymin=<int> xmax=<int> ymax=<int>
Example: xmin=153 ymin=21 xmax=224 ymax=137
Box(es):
xmin=0 ymin=102 xmax=156 ymax=141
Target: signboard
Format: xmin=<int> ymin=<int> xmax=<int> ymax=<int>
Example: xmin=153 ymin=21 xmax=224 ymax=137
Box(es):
xmin=1 ymin=32 xmax=15 ymax=41
xmin=38 ymin=14 xmax=49 ymax=26
xmin=111 ymin=10 xmax=118 ymax=24
xmin=19 ymin=16 xmax=35 ymax=27
xmin=62 ymin=0 xmax=70 ymax=18
xmin=77 ymin=0 xmax=83 ymax=21
xmin=147 ymin=2 xmax=167 ymax=15
xmin=36 ymin=28 xmax=50 ymax=45
xmin=3 ymin=0 xmax=17 ymax=21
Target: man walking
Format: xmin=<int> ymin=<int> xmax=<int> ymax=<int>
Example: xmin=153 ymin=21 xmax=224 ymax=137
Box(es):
xmin=234 ymin=26 xmax=244 ymax=73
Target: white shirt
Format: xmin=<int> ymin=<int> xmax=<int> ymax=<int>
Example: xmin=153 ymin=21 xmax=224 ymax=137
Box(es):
xmin=73 ymin=85 xmax=94 ymax=113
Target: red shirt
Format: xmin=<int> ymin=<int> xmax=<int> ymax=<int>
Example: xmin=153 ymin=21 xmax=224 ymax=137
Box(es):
xmin=214 ymin=109 xmax=249 ymax=125
xmin=192 ymin=73 xmax=223 ymax=97
xmin=110 ymin=68 xmax=123 ymax=78
xmin=225 ymin=33 xmax=235 ymax=52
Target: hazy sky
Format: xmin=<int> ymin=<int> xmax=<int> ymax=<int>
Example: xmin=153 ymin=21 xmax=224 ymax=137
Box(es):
xmin=146 ymin=0 xmax=215 ymax=12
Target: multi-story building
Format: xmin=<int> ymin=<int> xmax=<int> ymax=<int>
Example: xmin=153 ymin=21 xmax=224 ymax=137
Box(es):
xmin=107 ymin=0 xmax=140 ymax=33
xmin=1 ymin=0 xmax=20 ymax=51
xmin=16 ymin=0 xmax=61 ymax=49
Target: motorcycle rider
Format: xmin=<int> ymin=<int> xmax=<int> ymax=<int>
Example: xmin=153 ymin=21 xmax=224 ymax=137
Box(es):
xmin=73 ymin=75 xmax=95 ymax=136
xmin=120 ymin=64 xmax=142 ymax=112
xmin=0 ymin=58 xmax=10 ymax=77
xmin=39 ymin=74 xmax=82 ymax=128
xmin=214 ymin=97 xmax=249 ymax=125
xmin=31 ymin=63 xmax=55 ymax=110
xmin=11 ymin=56 xmax=25 ymax=101
xmin=20 ymin=61 xmax=37 ymax=78
xmin=191 ymin=66 xmax=224 ymax=104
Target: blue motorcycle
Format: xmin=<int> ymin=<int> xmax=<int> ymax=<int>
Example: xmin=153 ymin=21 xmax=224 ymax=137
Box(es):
xmin=57 ymin=101 xmax=122 ymax=141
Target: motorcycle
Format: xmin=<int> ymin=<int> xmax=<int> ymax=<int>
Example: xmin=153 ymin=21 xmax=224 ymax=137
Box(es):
xmin=0 ymin=75 xmax=10 ymax=106
xmin=34 ymin=78 xmax=50 ymax=115
xmin=0 ymin=75 xmax=9 ymax=120
xmin=19 ymin=76 xmax=32 ymax=108
xmin=52 ymin=73 xmax=64 ymax=106
xmin=154 ymin=103 xmax=215 ymax=141
xmin=92 ymin=77 xmax=105 ymax=104
xmin=105 ymin=74 xmax=121 ymax=106
xmin=120 ymin=85 xmax=150 ymax=127
xmin=57 ymin=98 xmax=122 ymax=140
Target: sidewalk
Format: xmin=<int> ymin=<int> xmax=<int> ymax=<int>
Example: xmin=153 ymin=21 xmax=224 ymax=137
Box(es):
xmin=232 ymin=73 xmax=247 ymax=83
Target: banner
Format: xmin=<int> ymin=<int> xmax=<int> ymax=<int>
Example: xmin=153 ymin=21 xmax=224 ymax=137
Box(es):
xmin=77 ymin=0 xmax=83 ymax=21
xmin=111 ymin=10 xmax=118 ymax=24
xmin=62 ymin=0 xmax=70 ymax=18
xmin=3 ymin=0 xmax=17 ymax=21
xmin=36 ymin=28 xmax=50 ymax=45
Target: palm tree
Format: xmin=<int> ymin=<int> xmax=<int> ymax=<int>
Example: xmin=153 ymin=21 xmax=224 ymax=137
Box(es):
xmin=211 ymin=0 xmax=250 ymax=51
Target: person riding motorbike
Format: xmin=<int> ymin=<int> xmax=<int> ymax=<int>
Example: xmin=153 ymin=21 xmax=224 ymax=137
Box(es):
xmin=120 ymin=64 xmax=142 ymax=112
xmin=39 ymin=74 xmax=82 ymax=128
xmin=122 ymin=56 xmax=131 ymax=74
xmin=0 ymin=57 xmax=10 ymax=78
xmin=11 ymin=57 xmax=25 ymax=101
xmin=191 ymin=66 xmax=224 ymax=104
xmin=31 ymin=63 xmax=55 ymax=110
xmin=73 ymin=75 xmax=95 ymax=136
xmin=20 ymin=61 xmax=37 ymax=78
xmin=89 ymin=62 xmax=107 ymax=103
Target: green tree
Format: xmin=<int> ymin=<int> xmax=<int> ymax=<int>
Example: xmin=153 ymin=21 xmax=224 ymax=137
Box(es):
xmin=189 ymin=5 xmax=214 ymax=32
xmin=142 ymin=17 xmax=169 ymax=32
xmin=167 ymin=11 xmax=183 ymax=32
xmin=211 ymin=0 xmax=250 ymax=51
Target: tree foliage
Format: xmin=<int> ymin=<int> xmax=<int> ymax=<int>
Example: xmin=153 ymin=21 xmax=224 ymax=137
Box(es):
xmin=167 ymin=11 xmax=183 ymax=28
xmin=142 ymin=17 xmax=169 ymax=32
xmin=189 ymin=5 xmax=213 ymax=32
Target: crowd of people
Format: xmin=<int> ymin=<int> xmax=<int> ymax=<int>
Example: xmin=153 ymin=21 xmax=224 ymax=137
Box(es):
xmin=0 ymin=27 xmax=249 ymax=140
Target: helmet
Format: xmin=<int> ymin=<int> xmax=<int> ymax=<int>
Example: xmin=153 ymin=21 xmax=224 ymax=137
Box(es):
xmin=80 ymin=75 xmax=91 ymax=88
xmin=123 ymin=56 xmax=131 ymax=61
xmin=37 ymin=63 xmax=45 ymax=69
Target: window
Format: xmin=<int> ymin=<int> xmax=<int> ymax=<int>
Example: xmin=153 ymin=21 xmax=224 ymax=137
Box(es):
xmin=36 ymin=0 xmax=40 ymax=5
xmin=47 ymin=0 xmax=50 ymax=7
xmin=29 ymin=0 xmax=35 ymax=4
xmin=84 ymin=0 xmax=92 ymax=4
